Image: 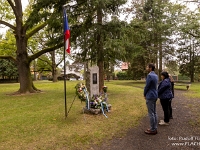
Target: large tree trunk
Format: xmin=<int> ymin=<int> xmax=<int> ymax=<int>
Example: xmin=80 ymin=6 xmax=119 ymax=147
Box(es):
xmin=15 ymin=3 xmax=38 ymax=94
xmin=17 ymin=57 xmax=35 ymax=93
xmin=16 ymin=38 xmax=37 ymax=93
xmin=97 ymin=6 xmax=104 ymax=92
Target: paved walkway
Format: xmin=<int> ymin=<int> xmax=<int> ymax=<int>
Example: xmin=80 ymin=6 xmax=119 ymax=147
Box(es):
xmin=92 ymin=90 xmax=200 ymax=150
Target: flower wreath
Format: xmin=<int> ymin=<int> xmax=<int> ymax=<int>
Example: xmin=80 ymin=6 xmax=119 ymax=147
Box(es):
xmin=75 ymin=83 xmax=109 ymax=110
xmin=75 ymin=83 xmax=87 ymax=102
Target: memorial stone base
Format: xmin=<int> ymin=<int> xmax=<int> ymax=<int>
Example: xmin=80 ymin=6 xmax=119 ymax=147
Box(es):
xmin=83 ymin=104 xmax=112 ymax=115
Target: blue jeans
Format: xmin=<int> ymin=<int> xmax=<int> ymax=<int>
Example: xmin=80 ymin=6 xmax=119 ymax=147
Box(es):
xmin=146 ymin=99 xmax=158 ymax=131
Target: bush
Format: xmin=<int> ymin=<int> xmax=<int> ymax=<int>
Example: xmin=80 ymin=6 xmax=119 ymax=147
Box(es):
xmin=116 ymin=71 xmax=133 ymax=80
xmin=178 ymin=74 xmax=190 ymax=81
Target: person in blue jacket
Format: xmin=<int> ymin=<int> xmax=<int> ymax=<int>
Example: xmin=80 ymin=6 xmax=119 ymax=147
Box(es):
xmin=158 ymin=72 xmax=173 ymax=126
xmin=144 ymin=63 xmax=158 ymax=135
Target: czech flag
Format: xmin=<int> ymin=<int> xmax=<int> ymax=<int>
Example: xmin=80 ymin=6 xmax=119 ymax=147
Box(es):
xmin=64 ymin=9 xmax=70 ymax=54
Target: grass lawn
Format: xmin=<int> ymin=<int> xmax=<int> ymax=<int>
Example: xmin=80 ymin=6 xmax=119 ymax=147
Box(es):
xmin=181 ymin=82 xmax=200 ymax=98
xmin=181 ymin=82 xmax=200 ymax=127
xmin=0 ymin=80 xmax=147 ymax=150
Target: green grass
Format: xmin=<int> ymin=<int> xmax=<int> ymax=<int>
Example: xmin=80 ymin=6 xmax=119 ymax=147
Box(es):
xmin=182 ymin=82 xmax=200 ymax=98
xmin=0 ymin=80 xmax=147 ymax=150
xmin=182 ymin=82 xmax=200 ymax=127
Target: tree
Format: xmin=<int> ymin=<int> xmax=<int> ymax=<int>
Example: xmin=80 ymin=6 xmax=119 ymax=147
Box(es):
xmin=72 ymin=0 xmax=127 ymax=91
xmin=34 ymin=48 xmax=64 ymax=82
xmin=177 ymin=10 xmax=200 ymax=82
xmin=141 ymin=0 xmax=177 ymax=79
xmin=164 ymin=60 xmax=178 ymax=75
xmin=28 ymin=29 xmax=64 ymax=82
xmin=0 ymin=59 xmax=18 ymax=80
xmin=124 ymin=0 xmax=186 ymax=80
xmin=120 ymin=18 xmax=148 ymax=79
xmin=177 ymin=38 xmax=200 ymax=82
xmin=0 ymin=0 xmax=68 ymax=93
xmin=0 ymin=30 xmax=16 ymax=56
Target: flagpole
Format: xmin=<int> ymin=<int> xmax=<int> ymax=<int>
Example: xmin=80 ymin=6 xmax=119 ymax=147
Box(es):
xmin=63 ymin=6 xmax=67 ymax=118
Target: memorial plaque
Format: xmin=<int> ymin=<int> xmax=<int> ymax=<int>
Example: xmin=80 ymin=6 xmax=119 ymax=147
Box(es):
xmin=93 ymin=73 xmax=97 ymax=84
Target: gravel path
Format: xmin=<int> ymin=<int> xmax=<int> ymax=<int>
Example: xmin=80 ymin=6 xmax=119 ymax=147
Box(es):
xmin=92 ymin=90 xmax=200 ymax=150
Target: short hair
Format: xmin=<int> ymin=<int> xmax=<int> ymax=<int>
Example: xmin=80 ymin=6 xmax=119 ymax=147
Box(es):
xmin=161 ymin=72 xmax=169 ymax=79
xmin=148 ymin=63 xmax=155 ymax=71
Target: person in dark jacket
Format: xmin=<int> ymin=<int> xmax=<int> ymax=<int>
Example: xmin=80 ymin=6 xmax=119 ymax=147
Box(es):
xmin=169 ymin=74 xmax=174 ymax=119
xmin=158 ymin=72 xmax=173 ymax=126
xmin=144 ymin=63 xmax=158 ymax=135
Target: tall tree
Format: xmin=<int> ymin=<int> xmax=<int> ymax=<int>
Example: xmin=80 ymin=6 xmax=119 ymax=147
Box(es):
xmin=136 ymin=0 xmax=184 ymax=79
xmin=72 ymin=0 xmax=127 ymax=91
xmin=177 ymin=37 xmax=200 ymax=82
xmin=176 ymin=9 xmax=200 ymax=82
xmin=0 ymin=0 xmax=69 ymax=93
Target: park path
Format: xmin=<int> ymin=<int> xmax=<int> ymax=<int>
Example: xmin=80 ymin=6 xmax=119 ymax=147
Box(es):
xmin=91 ymin=90 xmax=200 ymax=150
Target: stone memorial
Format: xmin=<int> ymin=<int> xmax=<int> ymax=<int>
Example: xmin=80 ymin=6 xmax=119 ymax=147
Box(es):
xmin=75 ymin=66 xmax=111 ymax=118
xmin=86 ymin=66 xmax=99 ymax=98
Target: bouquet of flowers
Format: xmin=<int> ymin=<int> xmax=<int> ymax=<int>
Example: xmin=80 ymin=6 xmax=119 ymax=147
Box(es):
xmin=75 ymin=83 xmax=110 ymax=117
xmin=90 ymin=95 xmax=107 ymax=109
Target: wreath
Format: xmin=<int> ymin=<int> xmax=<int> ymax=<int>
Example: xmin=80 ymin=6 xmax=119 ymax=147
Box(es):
xmin=75 ymin=83 xmax=87 ymax=102
xmin=75 ymin=83 xmax=108 ymax=109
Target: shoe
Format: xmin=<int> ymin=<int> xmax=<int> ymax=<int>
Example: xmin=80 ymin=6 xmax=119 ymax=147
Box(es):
xmin=159 ymin=120 xmax=164 ymax=123
xmin=144 ymin=129 xmax=157 ymax=135
xmin=147 ymin=128 xmax=158 ymax=133
xmin=159 ymin=122 xmax=169 ymax=126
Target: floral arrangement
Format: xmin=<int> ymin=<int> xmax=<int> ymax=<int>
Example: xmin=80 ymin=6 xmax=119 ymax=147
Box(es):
xmin=75 ymin=83 xmax=110 ymax=117
xmin=75 ymin=83 xmax=87 ymax=102
xmin=90 ymin=95 xmax=108 ymax=110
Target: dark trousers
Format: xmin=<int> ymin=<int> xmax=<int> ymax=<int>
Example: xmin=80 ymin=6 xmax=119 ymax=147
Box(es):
xmin=169 ymin=99 xmax=172 ymax=118
xmin=160 ymin=98 xmax=170 ymax=123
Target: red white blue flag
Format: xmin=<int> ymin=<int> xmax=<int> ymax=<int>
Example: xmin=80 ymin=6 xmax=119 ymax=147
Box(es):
xmin=64 ymin=9 xmax=70 ymax=54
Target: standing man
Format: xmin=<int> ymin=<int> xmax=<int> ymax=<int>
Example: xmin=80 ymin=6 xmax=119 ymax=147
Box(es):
xmin=144 ymin=63 xmax=158 ymax=135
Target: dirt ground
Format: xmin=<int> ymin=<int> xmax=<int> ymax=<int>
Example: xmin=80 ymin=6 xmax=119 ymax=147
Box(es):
xmin=91 ymin=90 xmax=200 ymax=150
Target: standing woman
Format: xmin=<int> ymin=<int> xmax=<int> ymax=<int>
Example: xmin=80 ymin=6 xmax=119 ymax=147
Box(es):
xmin=169 ymin=74 xmax=174 ymax=119
xmin=158 ymin=72 xmax=173 ymax=125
